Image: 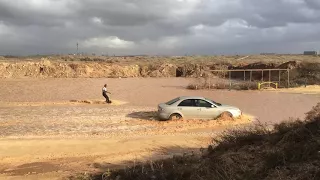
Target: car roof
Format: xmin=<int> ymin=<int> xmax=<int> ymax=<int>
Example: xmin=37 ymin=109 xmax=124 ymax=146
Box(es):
xmin=178 ymin=96 xmax=206 ymax=100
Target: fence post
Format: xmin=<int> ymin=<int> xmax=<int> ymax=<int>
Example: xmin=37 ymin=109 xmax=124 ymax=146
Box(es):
xmin=269 ymin=70 xmax=271 ymax=87
xmin=278 ymin=70 xmax=281 ymax=87
xmin=229 ymin=71 xmax=231 ymax=90
xmin=287 ymin=69 xmax=290 ymax=88
xmin=250 ymin=71 xmax=252 ymax=82
xmin=269 ymin=70 xmax=271 ymax=82
xmin=244 ymin=71 xmax=246 ymax=81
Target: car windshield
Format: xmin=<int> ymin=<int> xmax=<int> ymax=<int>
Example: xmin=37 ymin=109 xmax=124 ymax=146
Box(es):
xmin=165 ymin=97 xmax=180 ymax=105
xmin=205 ymin=98 xmax=222 ymax=106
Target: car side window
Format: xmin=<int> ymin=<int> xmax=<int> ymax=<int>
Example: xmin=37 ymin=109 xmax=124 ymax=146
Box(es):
xmin=197 ymin=100 xmax=212 ymax=108
xmin=178 ymin=99 xmax=196 ymax=107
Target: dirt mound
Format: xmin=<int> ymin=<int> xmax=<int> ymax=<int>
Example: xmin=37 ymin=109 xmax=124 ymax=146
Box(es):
xmin=140 ymin=63 xmax=177 ymax=77
xmin=233 ymin=62 xmax=277 ymax=69
xmin=182 ymin=64 xmax=202 ymax=77
xmin=0 ymin=59 xmax=178 ymax=78
xmin=277 ymin=60 xmax=299 ymax=69
xmin=278 ymin=62 xmax=320 ymax=86
xmin=1 ymin=57 xmax=320 ymax=81
xmin=174 ymin=63 xmax=214 ymax=78
xmin=0 ymin=60 xmax=142 ymax=78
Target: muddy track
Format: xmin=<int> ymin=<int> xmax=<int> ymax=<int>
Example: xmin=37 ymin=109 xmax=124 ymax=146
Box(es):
xmin=0 ymin=102 xmax=253 ymax=137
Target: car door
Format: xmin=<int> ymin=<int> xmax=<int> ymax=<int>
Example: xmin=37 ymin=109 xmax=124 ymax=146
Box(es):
xmin=197 ymin=99 xmax=221 ymax=119
xmin=177 ymin=99 xmax=199 ymax=119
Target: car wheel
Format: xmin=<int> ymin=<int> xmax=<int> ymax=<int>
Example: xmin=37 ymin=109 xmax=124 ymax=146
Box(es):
xmin=219 ymin=111 xmax=233 ymax=119
xmin=169 ymin=113 xmax=182 ymax=120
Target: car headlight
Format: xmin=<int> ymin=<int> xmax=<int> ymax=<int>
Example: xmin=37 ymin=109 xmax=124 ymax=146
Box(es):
xmin=158 ymin=107 xmax=163 ymax=112
xmin=230 ymin=109 xmax=241 ymax=116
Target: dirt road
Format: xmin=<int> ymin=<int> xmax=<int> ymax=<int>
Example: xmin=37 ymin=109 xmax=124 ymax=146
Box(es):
xmin=0 ymin=78 xmax=319 ymax=179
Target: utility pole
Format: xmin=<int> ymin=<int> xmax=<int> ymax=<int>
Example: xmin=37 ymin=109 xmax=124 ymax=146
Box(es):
xmin=76 ymin=42 xmax=79 ymax=55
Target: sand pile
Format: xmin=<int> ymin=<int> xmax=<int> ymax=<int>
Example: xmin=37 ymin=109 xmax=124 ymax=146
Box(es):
xmin=1 ymin=57 xmax=319 ymax=82
xmin=148 ymin=64 xmax=177 ymax=77
xmin=0 ymin=59 xmax=177 ymax=78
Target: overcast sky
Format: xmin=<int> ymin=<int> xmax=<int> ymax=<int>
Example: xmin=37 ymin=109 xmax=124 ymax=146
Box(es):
xmin=1 ymin=0 xmax=320 ymax=56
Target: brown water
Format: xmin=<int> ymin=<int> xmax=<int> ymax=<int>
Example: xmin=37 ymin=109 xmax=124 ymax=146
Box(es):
xmin=0 ymin=78 xmax=318 ymax=124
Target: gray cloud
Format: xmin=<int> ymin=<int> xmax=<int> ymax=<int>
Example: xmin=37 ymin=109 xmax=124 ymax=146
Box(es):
xmin=1 ymin=0 xmax=320 ymax=55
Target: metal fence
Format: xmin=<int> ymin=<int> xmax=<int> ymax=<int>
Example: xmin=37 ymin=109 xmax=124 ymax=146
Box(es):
xmin=208 ymin=69 xmax=290 ymax=89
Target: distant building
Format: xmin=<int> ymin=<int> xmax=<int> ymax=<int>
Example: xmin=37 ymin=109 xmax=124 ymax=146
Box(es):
xmin=303 ymin=51 xmax=318 ymax=55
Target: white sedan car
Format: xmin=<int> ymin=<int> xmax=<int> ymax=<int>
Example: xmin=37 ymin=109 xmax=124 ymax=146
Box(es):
xmin=158 ymin=96 xmax=242 ymax=120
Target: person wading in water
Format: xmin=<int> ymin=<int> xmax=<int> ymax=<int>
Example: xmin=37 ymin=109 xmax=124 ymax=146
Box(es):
xmin=102 ymin=84 xmax=112 ymax=104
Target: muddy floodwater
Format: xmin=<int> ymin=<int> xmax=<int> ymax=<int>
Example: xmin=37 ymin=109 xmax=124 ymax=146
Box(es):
xmin=1 ymin=78 xmax=318 ymax=123
xmin=0 ymin=78 xmax=319 ymax=180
